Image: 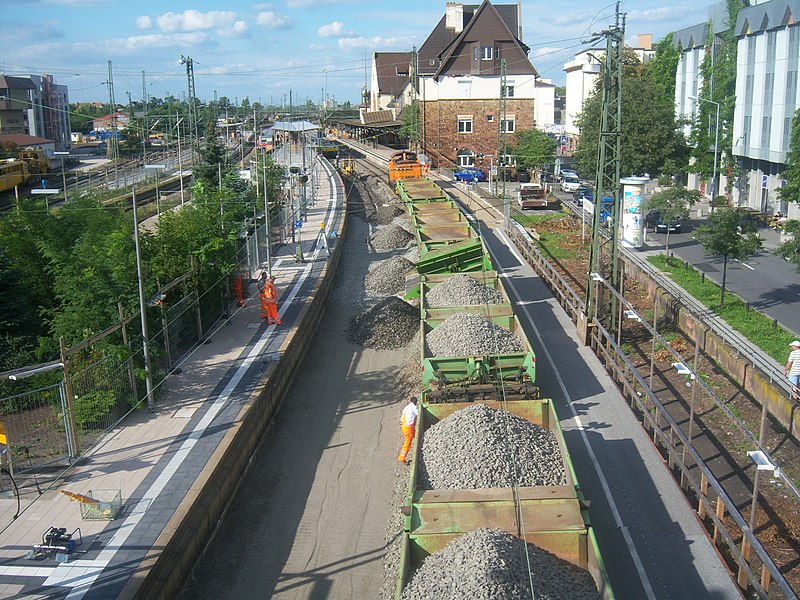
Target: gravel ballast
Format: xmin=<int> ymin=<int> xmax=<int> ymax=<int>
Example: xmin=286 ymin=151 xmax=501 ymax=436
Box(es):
xmin=365 ymin=256 xmax=415 ymax=295
xmin=400 ymin=528 xmax=599 ymax=600
xmin=347 ymin=297 xmax=420 ymax=350
xmin=426 ymin=312 xmax=524 ymax=357
xmin=419 ymin=404 xmax=566 ymax=489
xmin=426 ymin=273 xmax=505 ymax=308
xmin=370 ymin=223 xmax=414 ymax=251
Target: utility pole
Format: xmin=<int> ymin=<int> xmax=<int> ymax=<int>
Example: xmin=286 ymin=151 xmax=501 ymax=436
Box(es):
xmin=497 ymin=59 xmax=508 ymax=206
xmin=410 ymin=47 xmax=420 ymax=152
xmin=585 ymin=2 xmax=625 ymax=332
xmin=180 ymin=55 xmax=198 ymax=152
xmin=107 ymin=61 xmax=119 ymax=164
xmin=142 ymin=70 xmax=148 ymax=162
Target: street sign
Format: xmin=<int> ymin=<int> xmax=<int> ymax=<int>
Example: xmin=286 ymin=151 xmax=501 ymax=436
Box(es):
xmin=294 ymin=219 xmax=303 ymax=228
xmin=490 ymin=166 xmax=498 ymax=176
xmin=762 ymin=175 xmax=768 ymax=189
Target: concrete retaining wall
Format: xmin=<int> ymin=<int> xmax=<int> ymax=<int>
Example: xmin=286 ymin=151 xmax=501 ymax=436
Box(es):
xmin=120 ymin=179 xmax=350 ymax=600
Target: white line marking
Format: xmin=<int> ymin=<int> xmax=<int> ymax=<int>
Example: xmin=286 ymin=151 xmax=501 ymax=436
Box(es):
xmin=39 ymin=264 xmax=315 ymax=599
xmin=484 ymin=238 xmax=658 ymax=600
xmin=733 ymin=258 xmax=755 ymax=271
xmin=496 ymin=229 xmax=524 ymax=267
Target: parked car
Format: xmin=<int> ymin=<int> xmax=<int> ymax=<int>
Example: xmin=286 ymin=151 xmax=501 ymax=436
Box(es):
xmin=560 ymin=169 xmax=579 ymax=179
xmin=645 ymin=210 xmax=682 ymax=233
xmin=574 ymin=186 xmax=593 ymax=202
xmin=453 ymin=167 xmax=486 ymax=182
xmin=561 ymin=175 xmax=580 ymax=193
xmin=516 ymin=168 xmax=530 ymax=183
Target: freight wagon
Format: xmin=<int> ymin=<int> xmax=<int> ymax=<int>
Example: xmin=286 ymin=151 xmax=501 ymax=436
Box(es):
xmin=391 ymin=171 xmax=612 ymax=598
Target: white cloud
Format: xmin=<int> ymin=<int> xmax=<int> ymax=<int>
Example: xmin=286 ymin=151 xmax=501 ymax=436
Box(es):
xmin=308 ymin=43 xmax=325 ymax=51
xmin=256 ymin=11 xmax=294 ymax=31
xmin=136 ymin=16 xmax=152 ymax=29
xmin=532 ymin=47 xmax=565 ymax=59
xmin=338 ymin=36 xmax=396 ymax=50
xmin=287 ymin=0 xmax=347 ymax=8
xmin=220 ymin=21 xmax=250 ymax=38
xmin=318 ymin=21 xmax=354 ymax=38
xmin=156 ymin=10 xmax=239 ymax=33
xmin=122 ymin=32 xmax=210 ymax=50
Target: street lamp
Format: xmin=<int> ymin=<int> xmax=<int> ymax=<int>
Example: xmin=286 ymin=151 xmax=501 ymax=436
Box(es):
xmin=53 ymin=152 xmax=72 ymax=203
xmin=690 ymin=95 xmax=720 ymax=209
xmin=144 ymin=164 xmax=166 ymax=214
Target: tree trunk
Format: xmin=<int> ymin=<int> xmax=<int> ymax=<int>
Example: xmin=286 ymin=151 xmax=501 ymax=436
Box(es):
xmin=665 ymin=230 xmax=670 ymax=259
xmin=721 ymin=254 xmax=728 ymax=307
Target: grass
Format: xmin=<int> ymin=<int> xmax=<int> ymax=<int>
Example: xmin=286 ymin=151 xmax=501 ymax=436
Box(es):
xmin=648 ymin=254 xmax=796 ymax=364
xmin=512 ymin=212 xmax=583 ymax=260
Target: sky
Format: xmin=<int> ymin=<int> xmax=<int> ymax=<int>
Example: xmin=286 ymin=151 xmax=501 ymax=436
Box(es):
xmin=1 ymin=0 xmax=711 ymax=108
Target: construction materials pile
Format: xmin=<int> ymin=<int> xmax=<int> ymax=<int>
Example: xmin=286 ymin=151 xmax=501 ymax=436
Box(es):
xmin=426 ymin=274 xmax=504 ymax=308
xmin=365 ymin=256 xmax=415 ymax=296
xmin=418 ymin=404 xmax=566 ymax=489
xmin=392 ymin=214 xmax=414 ymax=232
xmin=401 ymin=528 xmax=599 ymax=600
xmin=347 ymin=297 xmax=419 ymax=350
xmin=426 ymin=313 xmax=524 ymax=357
xmin=369 ymin=223 xmax=414 ymax=252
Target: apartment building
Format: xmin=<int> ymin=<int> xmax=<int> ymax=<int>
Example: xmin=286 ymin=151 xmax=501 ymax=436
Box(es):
xmin=25 ymin=74 xmax=71 ymax=151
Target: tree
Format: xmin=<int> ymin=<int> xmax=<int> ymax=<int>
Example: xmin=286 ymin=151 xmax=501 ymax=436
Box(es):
xmin=695 ymin=207 xmax=762 ymax=306
xmin=575 ymin=49 xmax=688 ymax=179
xmin=511 ymin=129 xmax=556 ymax=174
xmin=778 ymin=108 xmax=800 ymax=206
xmin=647 ymin=33 xmax=680 ymax=106
xmin=399 ymin=101 xmax=420 ymax=148
xmin=775 ymin=219 xmax=800 ymax=271
xmin=644 ymin=186 xmax=701 ymax=256
xmin=690 ymin=0 xmax=745 ymax=195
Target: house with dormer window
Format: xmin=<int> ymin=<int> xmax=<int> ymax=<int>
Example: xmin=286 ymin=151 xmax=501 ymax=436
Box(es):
xmin=415 ymin=1 xmax=553 ymax=169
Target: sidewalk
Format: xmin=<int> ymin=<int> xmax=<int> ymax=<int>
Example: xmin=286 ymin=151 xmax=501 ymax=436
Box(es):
xmin=0 ymin=153 xmax=345 ymax=599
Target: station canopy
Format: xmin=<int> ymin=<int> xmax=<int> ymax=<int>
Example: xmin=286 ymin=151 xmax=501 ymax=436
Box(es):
xmin=272 ymin=121 xmax=319 ymax=132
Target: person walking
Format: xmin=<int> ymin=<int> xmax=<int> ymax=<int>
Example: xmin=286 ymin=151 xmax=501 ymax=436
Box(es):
xmin=397 ymin=396 xmax=419 ymax=463
xmin=259 ymin=275 xmax=282 ymax=325
xmin=785 ymin=340 xmax=800 ymax=402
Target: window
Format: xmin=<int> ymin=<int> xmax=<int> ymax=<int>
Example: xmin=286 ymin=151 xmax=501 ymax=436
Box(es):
xmin=500 ymin=118 xmax=515 ymax=133
xmin=473 ymin=47 xmax=479 ymax=61
xmin=458 ymin=117 xmax=473 ymax=133
xmin=501 ymin=84 xmax=515 ymax=98
xmin=487 ymin=115 xmax=494 ymax=122
xmin=457 ymin=149 xmax=475 ymax=167
xmin=481 ymin=46 xmax=493 ymax=60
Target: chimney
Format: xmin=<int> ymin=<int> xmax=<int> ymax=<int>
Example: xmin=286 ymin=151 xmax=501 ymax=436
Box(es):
xmin=637 ymin=33 xmax=653 ymax=50
xmin=446 ymin=3 xmax=464 ymax=33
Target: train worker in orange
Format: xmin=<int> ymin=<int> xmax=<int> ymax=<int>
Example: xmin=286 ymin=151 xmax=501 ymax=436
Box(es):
xmin=259 ymin=275 xmax=282 ymax=325
xmin=397 ymin=396 xmax=419 ymax=463
xmin=233 ymin=271 xmax=245 ymax=308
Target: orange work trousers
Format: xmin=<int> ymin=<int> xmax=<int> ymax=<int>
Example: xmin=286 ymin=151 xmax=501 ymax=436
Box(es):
xmin=260 ymin=297 xmax=280 ymax=324
xmin=398 ymin=424 xmax=415 ymax=462
xmin=233 ymin=276 xmax=245 ymax=307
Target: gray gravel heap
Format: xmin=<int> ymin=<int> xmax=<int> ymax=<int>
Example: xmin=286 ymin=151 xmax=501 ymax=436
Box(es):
xmin=365 ymin=256 xmax=415 ymax=295
xmin=419 ymin=404 xmax=566 ymax=489
xmin=370 ymin=223 xmax=414 ymax=251
xmin=346 ymin=297 xmax=420 ymax=349
xmin=426 ymin=274 xmax=505 ymax=308
xmin=401 ymin=528 xmax=599 ymax=600
xmin=392 ymin=214 xmax=414 ymax=232
xmin=426 ymin=313 xmax=524 ymax=357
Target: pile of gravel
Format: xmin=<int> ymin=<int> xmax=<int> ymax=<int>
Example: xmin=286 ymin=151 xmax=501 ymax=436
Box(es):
xmin=370 ymin=223 xmax=414 ymax=251
xmin=419 ymin=404 xmax=566 ymax=489
xmin=346 ymin=297 xmax=420 ymax=349
xmin=365 ymin=256 xmax=415 ymax=295
xmin=392 ymin=214 xmax=414 ymax=232
xmin=426 ymin=274 xmax=505 ymax=308
xmin=401 ymin=528 xmax=599 ymax=600
xmin=375 ymin=204 xmax=407 ymax=226
xmin=426 ymin=313 xmax=524 ymax=357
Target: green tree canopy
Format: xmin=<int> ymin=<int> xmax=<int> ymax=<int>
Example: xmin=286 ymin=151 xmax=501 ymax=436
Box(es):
xmin=576 ymin=49 xmax=688 ymax=179
xmin=695 ymin=207 xmax=762 ymax=305
xmin=778 ymin=108 xmax=800 ymax=206
xmin=511 ymin=129 xmax=556 ymax=172
xmin=644 ymin=186 xmax=701 ymax=256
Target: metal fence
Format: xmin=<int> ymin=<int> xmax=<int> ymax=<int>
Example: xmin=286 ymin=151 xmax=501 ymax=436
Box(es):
xmin=507 ymin=223 xmax=798 ymax=599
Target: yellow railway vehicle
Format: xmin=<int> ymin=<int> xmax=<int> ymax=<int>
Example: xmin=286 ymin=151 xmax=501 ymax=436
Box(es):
xmin=388 ymin=150 xmax=424 ymax=183
xmin=0 ymin=158 xmax=30 ymax=193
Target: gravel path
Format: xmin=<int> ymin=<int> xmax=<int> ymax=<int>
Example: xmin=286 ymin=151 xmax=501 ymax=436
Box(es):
xmin=365 ymin=255 xmax=415 ymax=295
xmin=419 ymin=404 xmax=566 ymax=489
xmin=426 ymin=312 xmax=524 ymax=357
xmin=347 ymin=296 xmax=420 ymax=350
xmin=400 ymin=528 xmax=599 ymax=600
xmin=426 ymin=273 xmax=505 ymax=308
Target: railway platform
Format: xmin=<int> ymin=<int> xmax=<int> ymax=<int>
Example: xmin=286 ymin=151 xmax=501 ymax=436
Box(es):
xmin=0 ymin=152 xmax=346 ymax=599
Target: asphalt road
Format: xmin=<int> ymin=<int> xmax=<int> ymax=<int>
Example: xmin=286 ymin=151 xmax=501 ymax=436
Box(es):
xmin=638 ymin=218 xmax=800 ymax=334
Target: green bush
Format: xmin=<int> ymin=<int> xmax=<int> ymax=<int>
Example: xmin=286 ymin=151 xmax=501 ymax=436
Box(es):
xmin=73 ymin=390 xmax=117 ymax=431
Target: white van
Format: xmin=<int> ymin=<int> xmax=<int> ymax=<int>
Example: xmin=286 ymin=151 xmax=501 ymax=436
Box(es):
xmin=561 ymin=175 xmax=580 ymax=193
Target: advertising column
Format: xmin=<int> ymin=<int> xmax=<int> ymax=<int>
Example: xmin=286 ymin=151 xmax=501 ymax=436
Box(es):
xmin=620 ymin=177 xmax=649 ymax=248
